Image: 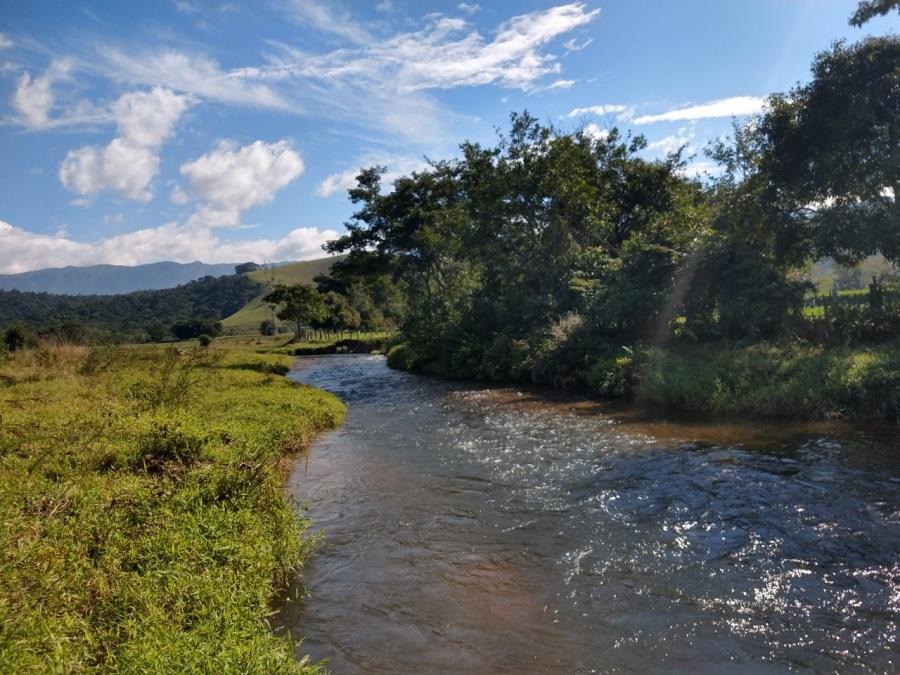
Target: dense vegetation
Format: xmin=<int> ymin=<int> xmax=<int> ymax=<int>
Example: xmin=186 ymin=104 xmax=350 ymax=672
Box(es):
xmin=325 ymin=30 xmax=900 ymax=421
xmin=0 ymin=273 xmax=263 ymax=343
xmin=0 ymin=340 xmax=344 ymax=671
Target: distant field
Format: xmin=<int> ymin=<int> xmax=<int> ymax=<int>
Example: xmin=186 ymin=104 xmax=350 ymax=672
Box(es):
xmin=222 ymin=256 xmax=344 ymax=334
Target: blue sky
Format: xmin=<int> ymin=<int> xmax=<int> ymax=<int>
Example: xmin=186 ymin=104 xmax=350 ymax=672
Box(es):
xmin=0 ymin=0 xmax=895 ymax=273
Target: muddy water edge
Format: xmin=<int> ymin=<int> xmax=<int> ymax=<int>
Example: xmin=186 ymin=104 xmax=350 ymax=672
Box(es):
xmin=274 ymin=354 xmax=899 ymax=674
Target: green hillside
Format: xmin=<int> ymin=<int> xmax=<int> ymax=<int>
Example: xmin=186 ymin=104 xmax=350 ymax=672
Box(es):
xmin=222 ymin=256 xmax=344 ymax=333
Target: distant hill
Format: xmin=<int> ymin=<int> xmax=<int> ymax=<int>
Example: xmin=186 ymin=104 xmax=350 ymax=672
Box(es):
xmin=0 ymin=261 xmax=240 ymax=295
xmin=0 ymin=274 xmax=263 ymax=341
xmin=222 ymin=256 xmax=344 ymax=333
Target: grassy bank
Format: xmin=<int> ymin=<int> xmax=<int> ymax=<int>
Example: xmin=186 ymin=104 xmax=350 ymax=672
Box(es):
xmin=0 ymin=342 xmax=344 ymax=672
xmin=636 ymin=341 xmax=900 ymax=422
xmin=389 ymin=340 xmax=900 ymax=422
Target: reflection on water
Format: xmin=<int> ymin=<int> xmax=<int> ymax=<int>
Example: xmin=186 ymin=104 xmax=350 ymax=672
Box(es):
xmin=275 ymin=355 xmax=899 ymax=673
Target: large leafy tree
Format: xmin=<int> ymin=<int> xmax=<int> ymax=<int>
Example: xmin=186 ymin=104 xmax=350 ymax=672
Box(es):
xmin=263 ymin=283 xmax=328 ymax=337
xmin=754 ymin=38 xmax=900 ymax=264
xmin=849 ymin=0 xmax=900 ymax=26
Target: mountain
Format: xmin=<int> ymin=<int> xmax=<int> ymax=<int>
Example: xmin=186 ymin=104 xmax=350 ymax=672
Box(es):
xmin=0 ymin=261 xmax=240 ymax=295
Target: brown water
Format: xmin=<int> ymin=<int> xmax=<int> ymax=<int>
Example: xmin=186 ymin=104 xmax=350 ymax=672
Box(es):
xmin=275 ymin=355 xmax=899 ymax=673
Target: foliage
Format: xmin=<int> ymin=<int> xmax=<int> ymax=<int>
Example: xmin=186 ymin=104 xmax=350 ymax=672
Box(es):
xmin=3 ymin=324 xmax=34 ymax=352
xmin=171 ymin=319 xmax=223 ymax=340
xmin=0 ymin=343 xmax=344 ymax=672
xmin=849 ymin=0 xmax=900 ymax=25
xmin=263 ymin=284 xmax=328 ymax=337
xmin=748 ymin=38 xmax=900 ymax=264
xmin=260 ymin=319 xmax=278 ymax=336
xmin=636 ymin=341 xmax=900 ymax=422
xmin=235 ymin=262 xmax=262 ymax=274
xmin=0 ymin=274 xmax=263 ymax=342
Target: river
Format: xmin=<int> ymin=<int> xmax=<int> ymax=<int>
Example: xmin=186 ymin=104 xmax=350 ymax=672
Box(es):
xmin=275 ymin=354 xmax=899 ymax=673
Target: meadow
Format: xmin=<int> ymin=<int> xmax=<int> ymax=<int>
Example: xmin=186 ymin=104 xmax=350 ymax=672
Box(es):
xmin=0 ymin=340 xmax=344 ymax=673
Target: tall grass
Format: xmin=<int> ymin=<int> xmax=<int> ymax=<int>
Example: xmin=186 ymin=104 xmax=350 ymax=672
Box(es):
xmin=0 ymin=342 xmax=344 ymax=672
xmin=636 ymin=341 xmax=900 ymax=421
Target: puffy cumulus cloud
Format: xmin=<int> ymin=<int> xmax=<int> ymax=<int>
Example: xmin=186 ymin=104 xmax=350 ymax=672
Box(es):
xmin=633 ymin=96 xmax=766 ymax=124
xmin=582 ymin=122 xmax=609 ymax=142
xmin=0 ymin=218 xmax=338 ymax=274
xmin=180 ymin=140 xmax=304 ymax=227
xmin=11 ymin=58 xmax=73 ymax=128
xmin=317 ymin=155 xmax=427 ymax=198
xmin=169 ymin=184 xmax=189 ymax=205
xmin=646 ymin=128 xmax=696 ymax=155
xmin=59 ymin=87 xmax=192 ymax=203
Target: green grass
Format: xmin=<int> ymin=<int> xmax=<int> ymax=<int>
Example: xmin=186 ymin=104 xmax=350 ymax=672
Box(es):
xmin=636 ymin=340 xmax=900 ymax=421
xmin=222 ymin=257 xmax=345 ymax=335
xmin=0 ymin=342 xmax=345 ymax=672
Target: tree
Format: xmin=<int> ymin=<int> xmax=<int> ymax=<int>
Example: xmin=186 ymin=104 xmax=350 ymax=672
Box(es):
xmin=147 ymin=321 xmax=169 ymax=342
xmin=752 ymin=38 xmax=900 ymax=265
xmin=235 ymin=262 xmax=261 ymax=275
xmin=263 ymin=284 xmax=328 ymax=337
xmin=849 ymin=0 xmax=899 ymax=26
xmin=171 ymin=320 xmax=222 ymax=340
xmin=259 ymin=319 xmax=278 ymax=336
xmin=3 ymin=324 xmax=33 ymax=352
xmin=322 ymin=291 xmax=361 ymax=335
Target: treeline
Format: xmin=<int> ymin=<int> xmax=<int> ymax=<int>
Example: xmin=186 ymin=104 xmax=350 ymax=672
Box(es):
xmin=0 ymin=274 xmax=263 ymax=343
xmin=262 ymin=273 xmax=405 ymax=338
xmin=325 ymin=29 xmax=900 ymax=397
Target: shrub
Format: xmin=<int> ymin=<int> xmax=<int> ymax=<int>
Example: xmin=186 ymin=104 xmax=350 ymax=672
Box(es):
xmin=4 ymin=324 xmax=34 ymax=352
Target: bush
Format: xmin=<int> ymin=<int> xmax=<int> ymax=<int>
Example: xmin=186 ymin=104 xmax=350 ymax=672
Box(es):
xmin=3 ymin=324 xmax=34 ymax=352
xmin=259 ymin=319 xmax=277 ymax=336
xmin=198 ymin=334 xmax=213 ymax=347
xmin=171 ymin=320 xmax=222 ymax=341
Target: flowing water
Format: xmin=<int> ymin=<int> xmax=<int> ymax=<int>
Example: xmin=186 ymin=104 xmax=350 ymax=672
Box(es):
xmin=275 ymin=355 xmax=899 ymax=673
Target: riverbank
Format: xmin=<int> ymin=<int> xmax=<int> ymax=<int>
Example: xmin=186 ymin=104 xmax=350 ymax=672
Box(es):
xmin=0 ymin=342 xmax=344 ymax=671
xmin=388 ymin=339 xmax=900 ymax=422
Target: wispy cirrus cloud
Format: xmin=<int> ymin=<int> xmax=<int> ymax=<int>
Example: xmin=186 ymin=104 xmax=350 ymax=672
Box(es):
xmin=567 ymin=103 xmax=633 ymax=120
xmin=281 ymin=0 xmax=373 ymax=45
xmin=633 ymin=95 xmax=766 ymax=124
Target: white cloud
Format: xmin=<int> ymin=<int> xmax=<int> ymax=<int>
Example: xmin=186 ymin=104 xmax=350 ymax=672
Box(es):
xmin=543 ymin=79 xmax=575 ymax=91
xmin=377 ymin=3 xmax=599 ymax=91
xmin=563 ymin=37 xmax=592 ymax=51
xmin=94 ymin=46 xmax=291 ymax=110
xmin=180 ymin=139 xmax=304 ymax=227
xmin=283 ymin=0 xmax=372 ymax=45
xmin=678 ymin=159 xmax=722 ymax=180
xmin=317 ymin=154 xmax=426 ymax=198
xmin=0 ymin=34 xmax=12 ymax=50
xmin=583 ymin=122 xmax=609 ymax=142
xmin=457 ymin=3 xmax=480 ymax=14
xmin=646 ymin=128 xmax=695 ymax=155
xmin=0 ymin=218 xmax=337 ymax=274
xmin=633 ymin=96 xmax=766 ymax=124
xmin=169 ymin=185 xmax=189 ymax=205
xmin=59 ymin=87 xmax=192 ymax=202
xmin=173 ymin=0 xmax=200 ymax=14
xmin=567 ymin=103 xmax=633 ymax=120
xmin=10 ymin=58 xmax=73 ymax=128
xmin=82 ymin=4 xmax=595 ymax=145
